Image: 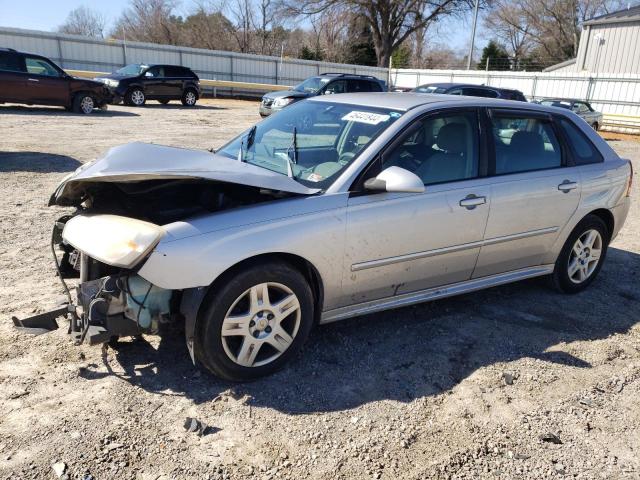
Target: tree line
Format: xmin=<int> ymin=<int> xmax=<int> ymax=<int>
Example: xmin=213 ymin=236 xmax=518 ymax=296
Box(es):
xmin=58 ymin=0 xmax=625 ymax=71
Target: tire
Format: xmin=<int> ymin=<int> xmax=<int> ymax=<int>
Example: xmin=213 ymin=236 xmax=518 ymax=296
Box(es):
xmin=126 ymin=88 xmax=146 ymax=107
xmin=551 ymin=214 xmax=609 ymax=294
xmin=158 ymin=99 xmax=170 ymax=105
xmin=196 ymin=261 xmax=314 ymax=381
xmin=181 ymin=89 xmax=198 ymax=107
xmin=72 ymin=93 xmax=95 ymax=114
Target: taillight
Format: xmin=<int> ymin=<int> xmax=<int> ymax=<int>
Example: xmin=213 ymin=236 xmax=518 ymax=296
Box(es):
xmin=627 ymin=160 xmax=633 ymax=197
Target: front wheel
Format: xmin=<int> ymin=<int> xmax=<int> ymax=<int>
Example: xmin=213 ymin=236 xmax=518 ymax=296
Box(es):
xmin=72 ymin=93 xmax=95 ymax=114
xmin=196 ymin=261 xmax=314 ymax=381
xmin=126 ymin=88 xmax=146 ymax=106
xmin=551 ymin=215 xmax=609 ymax=293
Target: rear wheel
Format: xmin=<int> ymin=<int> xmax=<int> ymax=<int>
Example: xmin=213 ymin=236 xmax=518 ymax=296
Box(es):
xmin=126 ymin=88 xmax=146 ymax=107
xmin=72 ymin=93 xmax=95 ymax=114
xmin=551 ymin=215 xmax=609 ymax=293
xmin=196 ymin=261 xmax=314 ymax=381
xmin=181 ymin=89 xmax=198 ymax=107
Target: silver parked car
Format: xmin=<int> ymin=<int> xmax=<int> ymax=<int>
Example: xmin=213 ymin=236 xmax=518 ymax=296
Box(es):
xmin=13 ymin=93 xmax=633 ymax=381
xmin=535 ymin=98 xmax=604 ymax=130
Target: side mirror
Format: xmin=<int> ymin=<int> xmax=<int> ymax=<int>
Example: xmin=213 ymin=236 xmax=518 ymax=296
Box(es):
xmin=364 ymin=166 xmax=425 ymax=193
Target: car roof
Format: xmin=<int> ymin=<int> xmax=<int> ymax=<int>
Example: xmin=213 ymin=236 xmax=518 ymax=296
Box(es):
xmin=539 ymin=98 xmax=585 ymax=103
xmin=307 ymin=92 xmax=552 ymax=112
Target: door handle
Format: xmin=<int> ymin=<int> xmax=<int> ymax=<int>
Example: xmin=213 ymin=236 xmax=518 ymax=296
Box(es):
xmin=558 ymin=180 xmax=578 ymax=193
xmin=459 ymin=194 xmax=486 ymax=209
xmin=27 ymin=78 xmax=39 ymax=82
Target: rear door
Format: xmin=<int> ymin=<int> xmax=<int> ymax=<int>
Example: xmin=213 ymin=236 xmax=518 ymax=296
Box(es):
xmin=164 ymin=66 xmax=187 ymax=98
xmin=0 ymin=51 xmax=27 ymax=102
xmin=23 ymin=56 xmax=69 ymax=106
xmin=473 ymin=108 xmax=581 ymax=278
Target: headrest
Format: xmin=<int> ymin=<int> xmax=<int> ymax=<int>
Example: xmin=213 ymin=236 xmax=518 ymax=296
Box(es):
xmin=436 ymin=123 xmax=467 ymax=153
xmin=509 ymin=131 xmax=545 ymax=156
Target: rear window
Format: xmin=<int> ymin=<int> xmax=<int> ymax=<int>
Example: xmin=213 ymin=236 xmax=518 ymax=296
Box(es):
xmin=558 ymin=118 xmax=603 ymax=165
xmin=0 ymin=52 xmax=24 ymax=72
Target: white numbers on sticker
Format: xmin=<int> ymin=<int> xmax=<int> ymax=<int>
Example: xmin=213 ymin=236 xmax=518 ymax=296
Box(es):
xmin=342 ymin=111 xmax=390 ymax=125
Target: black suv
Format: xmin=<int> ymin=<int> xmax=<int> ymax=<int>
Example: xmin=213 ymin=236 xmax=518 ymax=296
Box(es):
xmin=412 ymin=82 xmax=527 ymax=101
xmin=0 ymin=47 xmax=111 ymax=114
xmin=94 ymin=64 xmax=201 ymax=106
xmin=259 ymin=73 xmax=387 ymax=117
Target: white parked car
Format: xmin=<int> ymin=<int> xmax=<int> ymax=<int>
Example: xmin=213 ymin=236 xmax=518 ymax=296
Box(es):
xmin=13 ymin=93 xmax=633 ymax=381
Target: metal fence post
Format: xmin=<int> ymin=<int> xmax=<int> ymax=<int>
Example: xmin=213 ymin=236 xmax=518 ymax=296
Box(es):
xmin=531 ymin=75 xmax=538 ymax=100
xmin=56 ymin=37 xmax=63 ymax=67
xmin=274 ymin=59 xmax=279 ymax=85
xmin=586 ymin=76 xmax=595 ymax=101
xmin=230 ymin=55 xmax=234 ymax=96
xmin=179 ymin=50 xmax=183 ymax=66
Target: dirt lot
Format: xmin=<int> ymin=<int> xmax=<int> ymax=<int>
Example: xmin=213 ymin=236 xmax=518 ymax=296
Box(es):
xmin=0 ymin=99 xmax=639 ymax=480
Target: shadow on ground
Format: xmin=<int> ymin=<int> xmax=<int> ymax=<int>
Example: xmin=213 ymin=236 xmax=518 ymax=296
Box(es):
xmin=141 ymin=103 xmax=227 ymax=111
xmin=0 ymin=152 xmax=81 ymax=173
xmin=0 ymin=105 xmax=139 ymax=117
xmin=81 ymin=246 xmax=640 ymax=413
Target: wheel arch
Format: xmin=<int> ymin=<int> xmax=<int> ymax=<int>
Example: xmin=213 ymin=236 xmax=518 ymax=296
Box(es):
xmin=181 ymin=252 xmax=325 ymax=364
xmin=587 ymin=208 xmax=614 ymax=239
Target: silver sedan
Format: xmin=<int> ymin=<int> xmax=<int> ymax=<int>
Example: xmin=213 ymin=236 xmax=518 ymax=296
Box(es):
xmin=15 ymin=93 xmax=633 ymax=381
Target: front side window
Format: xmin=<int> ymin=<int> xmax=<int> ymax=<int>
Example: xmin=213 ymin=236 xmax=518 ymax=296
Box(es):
xmin=25 ymin=57 xmax=60 ymax=77
xmin=145 ymin=66 xmax=165 ymax=78
xmin=217 ymin=101 xmax=403 ymax=189
xmin=0 ymin=52 xmax=23 ymax=72
xmin=414 ymin=85 xmax=447 ymax=94
xmin=323 ymin=80 xmax=347 ymax=95
xmin=559 ymin=118 xmax=603 ymax=165
xmin=490 ymin=113 xmax=562 ymax=174
xmin=382 ymin=111 xmax=479 ymax=185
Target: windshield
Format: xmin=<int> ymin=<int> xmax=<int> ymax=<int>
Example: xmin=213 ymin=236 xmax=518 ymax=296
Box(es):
xmin=293 ymin=77 xmax=331 ymax=93
xmin=217 ymin=100 xmax=403 ymax=189
xmin=413 ymin=85 xmax=447 ymax=94
xmin=115 ymin=64 xmax=148 ymax=76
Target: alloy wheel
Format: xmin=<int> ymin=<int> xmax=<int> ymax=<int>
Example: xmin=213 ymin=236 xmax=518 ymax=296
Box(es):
xmin=131 ymin=90 xmax=145 ymax=105
xmin=567 ymin=229 xmax=603 ymax=284
xmin=221 ymin=282 xmax=301 ymax=367
xmin=185 ymin=91 xmax=196 ymax=105
xmin=80 ymin=96 xmax=94 ymax=114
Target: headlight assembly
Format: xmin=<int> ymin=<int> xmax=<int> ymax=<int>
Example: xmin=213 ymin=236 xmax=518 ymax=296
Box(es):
xmin=62 ymin=214 xmax=164 ymax=268
xmin=273 ymin=97 xmax=294 ymax=108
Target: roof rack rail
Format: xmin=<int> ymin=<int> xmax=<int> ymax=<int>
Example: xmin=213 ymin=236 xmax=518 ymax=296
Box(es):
xmin=320 ymin=72 xmax=379 ymax=80
xmin=0 ymin=47 xmax=17 ymax=52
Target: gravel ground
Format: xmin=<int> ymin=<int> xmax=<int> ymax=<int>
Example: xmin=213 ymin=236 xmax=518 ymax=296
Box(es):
xmin=0 ymin=100 xmax=639 ymax=480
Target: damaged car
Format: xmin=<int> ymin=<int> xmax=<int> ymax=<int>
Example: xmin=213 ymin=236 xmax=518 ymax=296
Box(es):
xmin=13 ymin=93 xmax=633 ymax=381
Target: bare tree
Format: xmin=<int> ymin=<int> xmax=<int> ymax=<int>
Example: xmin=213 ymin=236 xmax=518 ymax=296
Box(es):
xmin=58 ymin=6 xmax=106 ymax=38
xmin=229 ymin=0 xmax=254 ymax=52
xmin=483 ymin=0 xmax=532 ymax=62
xmin=112 ymin=0 xmax=182 ymax=45
xmin=283 ymin=0 xmax=475 ymax=67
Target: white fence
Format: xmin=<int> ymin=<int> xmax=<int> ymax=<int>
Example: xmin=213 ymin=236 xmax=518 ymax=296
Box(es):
xmin=0 ymin=26 xmax=388 ymax=95
xmin=393 ymin=69 xmax=640 ymax=132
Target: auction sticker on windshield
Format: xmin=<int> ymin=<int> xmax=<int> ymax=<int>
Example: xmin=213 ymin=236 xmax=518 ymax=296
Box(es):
xmin=342 ymin=111 xmax=390 ymax=125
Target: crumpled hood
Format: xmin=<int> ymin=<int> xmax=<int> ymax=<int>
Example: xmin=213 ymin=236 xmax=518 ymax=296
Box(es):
xmin=263 ymin=90 xmax=310 ymax=100
xmin=50 ymin=142 xmax=320 ymax=206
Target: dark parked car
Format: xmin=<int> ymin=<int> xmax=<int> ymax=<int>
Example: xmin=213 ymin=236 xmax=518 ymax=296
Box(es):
xmin=412 ymin=82 xmax=527 ymax=102
xmin=535 ymin=98 xmax=603 ymax=130
xmin=94 ymin=64 xmax=201 ymax=107
xmin=259 ymin=73 xmax=387 ymax=118
xmin=0 ymin=47 xmax=111 ymax=114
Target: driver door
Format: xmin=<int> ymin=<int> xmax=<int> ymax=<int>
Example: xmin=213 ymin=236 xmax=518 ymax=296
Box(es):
xmin=339 ymin=109 xmax=491 ymax=307
xmin=23 ymin=56 xmax=69 ymax=106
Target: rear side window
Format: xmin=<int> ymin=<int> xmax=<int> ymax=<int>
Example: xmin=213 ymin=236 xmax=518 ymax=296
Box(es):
xmin=490 ymin=113 xmax=562 ymax=174
xmin=558 ymin=118 xmax=603 ymax=165
xmin=369 ymin=81 xmax=383 ymax=92
xmin=165 ymin=66 xmax=192 ymax=77
xmin=0 ymin=52 xmax=23 ymax=72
